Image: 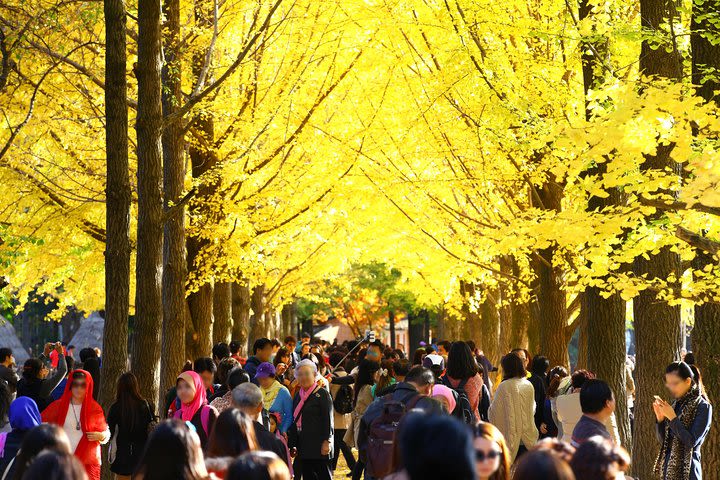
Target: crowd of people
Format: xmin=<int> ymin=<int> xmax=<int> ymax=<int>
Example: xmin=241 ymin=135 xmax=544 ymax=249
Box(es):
xmin=0 ymin=333 xmax=711 ymax=480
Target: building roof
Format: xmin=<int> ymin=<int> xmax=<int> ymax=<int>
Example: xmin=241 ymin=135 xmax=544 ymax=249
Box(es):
xmin=68 ymin=312 xmax=104 ymax=353
xmin=0 ymin=321 xmax=31 ymax=364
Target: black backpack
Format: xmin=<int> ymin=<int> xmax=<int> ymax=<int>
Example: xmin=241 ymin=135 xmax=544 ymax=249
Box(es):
xmin=442 ymin=376 xmax=474 ymax=424
xmin=333 ymin=383 xmax=354 ymax=414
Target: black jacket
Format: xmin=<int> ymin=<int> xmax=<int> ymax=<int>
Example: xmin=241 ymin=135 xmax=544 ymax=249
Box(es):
xmin=289 ymin=386 xmax=334 ymax=460
xmin=107 ymin=401 xmax=154 ymax=475
xmin=253 ymin=421 xmax=289 ymax=465
xmin=0 ymin=429 xmax=26 ymax=479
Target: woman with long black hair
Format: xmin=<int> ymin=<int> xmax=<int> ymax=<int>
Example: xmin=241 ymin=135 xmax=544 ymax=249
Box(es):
xmin=132 ymin=419 xmax=210 ymax=480
xmin=653 ymin=361 xmax=712 ymax=480
xmin=107 ymin=372 xmax=154 ymax=480
xmin=444 ymin=341 xmax=488 ymax=423
xmin=344 ymin=359 xmax=379 ymax=480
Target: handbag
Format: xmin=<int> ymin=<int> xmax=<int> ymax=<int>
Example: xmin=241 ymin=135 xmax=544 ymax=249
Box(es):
xmin=146 ymin=401 xmax=159 ymax=435
xmin=107 ymin=431 xmax=117 ymax=464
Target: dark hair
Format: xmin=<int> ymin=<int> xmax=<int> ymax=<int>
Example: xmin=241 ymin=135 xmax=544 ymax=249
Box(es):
xmin=412 ymin=348 xmax=426 ymax=366
xmin=20 ymin=449 xmax=87 ymax=480
xmin=253 ymin=338 xmax=272 ymax=355
xmin=465 ymin=340 xmax=476 ymax=352
xmin=376 ymin=359 xmax=396 ymax=394
xmin=65 ymin=356 xmax=75 ymax=372
xmin=228 ymin=368 xmax=251 ymax=390
xmin=683 ymin=352 xmax=695 ymax=365
xmin=193 ymin=357 xmax=216 ymax=375
xmin=394 ymin=359 xmax=411 ymax=377
xmin=437 ymin=341 xmax=452 ymax=353
xmin=501 ymin=354 xmax=526 ymax=380
xmin=570 ymin=437 xmax=630 ymax=480
xmin=284 ymin=336 xmax=297 ymax=345
xmin=274 ymin=348 xmax=291 ymax=367
xmin=229 ymin=340 xmax=242 ymax=355
xmin=212 ymin=343 xmax=231 ymax=361
xmin=22 ymin=359 xmax=43 ymax=380
xmin=399 ymin=414 xmax=475 ymax=480
xmin=546 ymin=366 xmax=569 ymax=398
xmin=217 ymin=358 xmax=240 ymax=386
xmin=355 ymin=359 xmax=380 ymax=405
xmin=666 ymin=361 xmax=705 ymax=397
xmin=531 ymin=356 xmax=550 ymax=376
xmin=134 ymin=419 xmax=207 ymax=480
xmin=207 ymin=408 xmax=257 ymax=458
xmin=226 ymin=451 xmax=291 ymax=480
xmin=580 ymin=379 xmax=613 ymax=414
xmin=270 ymin=339 xmax=281 ymax=348
xmin=0 ymin=348 xmax=12 ymax=363
xmin=405 ymin=366 xmax=435 ymax=387
xmin=328 ymin=351 xmax=345 ymax=369
xmin=446 ymin=342 xmax=478 ymax=380
xmin=80 ymin=357 xmax=100 ymax=399
xmin=78 ymin=348 xmax=97 ymax=363
xmin=115 ymin=372 xmax=145 ymax=428
xmin=511 ymin=348 xmax=530 ymax=361
xmin=571 ymin=369 xmax=595 ymax=389
xmin=301 ymin=332 xmax=311 ymax=339
xmin=13 ymin=424 xmax=72 ymax=480
xmin=513 ymin=450 xmax=575 ymax=480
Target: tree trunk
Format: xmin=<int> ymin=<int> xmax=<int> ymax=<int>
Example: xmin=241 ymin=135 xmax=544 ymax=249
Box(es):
xmin=632 ymin=0 xmax=684 ymax=475
xmin=480 ymin=287 xmax=501 ymax=367
xmin=498 ymin=258 xmax=514 ymax=358
xmin=102 ymin=0 xmax=131 ymax=412
xmin=690 ymin=5 xmax=720 ymax=475
xmin=159 ymin=0 xmax=187 ymax=402
xmin=533 ymin=248 xmax=568 ymax=368
xmin=249 ymin=285 xmax=266 ymax=351
xmin=389 ymin=310 xmax=396 ymax=349
xmin=231 ymin=282 xmax=250 ymax=353
xmin=213 ymin=282 xmax=233 ymax=344
xmin=281 ymin=303 xmax=295 ymax=339
xmin=187 ymin=281 xmax=213 ymax=360
xmin=132 ymin=0 xmax=164 ymax=408
xmin=577 ymin=0 xmax=631 ymax=450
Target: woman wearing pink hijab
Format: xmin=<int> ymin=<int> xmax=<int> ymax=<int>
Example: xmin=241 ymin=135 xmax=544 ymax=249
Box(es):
xmin=432 ymin=384 xmax=458 ymax=416
xmin=173 ymin=371 xmax=219 ymax=450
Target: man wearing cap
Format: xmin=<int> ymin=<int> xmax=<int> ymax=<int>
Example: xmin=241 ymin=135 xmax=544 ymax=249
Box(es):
xmin=422 ymin=353 xmax=446 ymax=381
xmin=256 ymin=362 xmax=294 ymax=433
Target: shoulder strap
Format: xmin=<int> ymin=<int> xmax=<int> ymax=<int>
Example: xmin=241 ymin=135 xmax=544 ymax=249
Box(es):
xmin=200 ymin=405 xmax=211 ymax=435
xmin=0 ymin=432 xmax=7 ymax=458
xmin=457 ymin=377 xmax=469 ymax=390
xmin=405 ymin=394 xmax=423 ymax=411
xmin=1 ymin=456 xmax=14 ymax=480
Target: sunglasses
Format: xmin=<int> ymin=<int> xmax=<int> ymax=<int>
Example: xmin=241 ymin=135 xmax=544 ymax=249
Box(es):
xmin=71 ymin=382 xmax=87 ymax=389
xmin=475 ymin=450 xmax=502 ymax=462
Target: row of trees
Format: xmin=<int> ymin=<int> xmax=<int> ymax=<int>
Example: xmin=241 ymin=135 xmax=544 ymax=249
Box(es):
xmin=1 ymin=0 xmax=719 ymax=476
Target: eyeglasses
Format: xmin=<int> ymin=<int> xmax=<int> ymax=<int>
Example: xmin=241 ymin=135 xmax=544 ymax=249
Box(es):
xmin=71 ymin=382 xmax=87 ymax=389
xmin=475 ymin=450 xmax=502 ymax=462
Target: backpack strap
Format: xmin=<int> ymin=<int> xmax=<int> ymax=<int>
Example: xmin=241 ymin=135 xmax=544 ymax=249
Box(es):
xmin=404 ymin=394 xmax=423 ymax=411
xmin=457 ymin=377 xmax=469 ymax=391
xmin=1 ymin=455 xmax=14 ymax=480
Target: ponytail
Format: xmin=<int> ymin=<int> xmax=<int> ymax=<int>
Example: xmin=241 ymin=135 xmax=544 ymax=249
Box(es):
xmin=688 ymin=364 xmax=706 ymax=399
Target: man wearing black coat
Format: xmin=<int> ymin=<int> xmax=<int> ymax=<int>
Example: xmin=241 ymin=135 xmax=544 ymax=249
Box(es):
xmin=232 ymin=382 xmax=289 ymax=465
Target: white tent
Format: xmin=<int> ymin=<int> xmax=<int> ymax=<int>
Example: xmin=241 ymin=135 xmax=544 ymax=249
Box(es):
xmin=0 ymin=321 xmax=31 ymax=364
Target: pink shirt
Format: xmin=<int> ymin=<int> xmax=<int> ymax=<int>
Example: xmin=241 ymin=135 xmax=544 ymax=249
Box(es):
xmin=447 ymin=373 xmax=483 ymax=422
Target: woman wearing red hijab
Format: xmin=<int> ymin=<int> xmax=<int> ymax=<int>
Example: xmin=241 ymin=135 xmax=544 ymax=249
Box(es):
xmin=173 ymin=370 xmax=218 ymax=450
xmin=41 ymin=369 xmax=109 ymax=480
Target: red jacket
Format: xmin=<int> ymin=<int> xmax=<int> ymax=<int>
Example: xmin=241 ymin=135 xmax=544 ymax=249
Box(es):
xmin=42 ymin=369 xmax=107 ymax=467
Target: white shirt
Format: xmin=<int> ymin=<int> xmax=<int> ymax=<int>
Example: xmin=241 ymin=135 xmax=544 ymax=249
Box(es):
xmin=555 ymin=392 xmax=620 ymax=446
xmin=64 ymin=402 xmax=84 ymax=453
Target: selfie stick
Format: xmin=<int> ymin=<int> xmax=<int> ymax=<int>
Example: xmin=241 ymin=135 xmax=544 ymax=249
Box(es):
xmin=329 ymin=330 xmax=374 ymax=374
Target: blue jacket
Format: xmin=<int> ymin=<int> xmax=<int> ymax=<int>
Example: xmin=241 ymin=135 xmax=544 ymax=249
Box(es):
xmin=269 ymin=386 xmax=294 ymax=433
xmin=655 ymin=396 xmax=712 ymax=480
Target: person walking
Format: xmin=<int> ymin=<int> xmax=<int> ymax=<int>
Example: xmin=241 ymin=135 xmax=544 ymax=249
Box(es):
xmin=444 ymin=341 xmax=486 ymax=423
xmin=172 ymin=371 xmax=219 ymax=450
xmin=488 ymin=354 xmax=538 ymax=461
xmin=328 ymin=352 xmax=356 ymax=474
xmin=653 ymin=361 xmax=712 ymax=480
xmin=41 ymin=369 xmax=109 ymax=480
xmin=106 ymin=372 xmax=154 ymax=480
xmin=288 ymin=359 xmax=334 ymax=480
xmin=256 ymin=362 xmax=293 ymax=434
xmin=0 ymin=396 xmax=42 ymax=478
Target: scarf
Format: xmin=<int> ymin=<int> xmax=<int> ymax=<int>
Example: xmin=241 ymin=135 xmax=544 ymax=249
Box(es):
xmin=262 ymin=380 xmax=283 ymax=410
xmin=177 ymin=371 xmax=207 ymax=422
xmin=653 ymin=385 xmax=702 ymax=480
xmin=293 ymin=385 xmax=316 ymax=430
